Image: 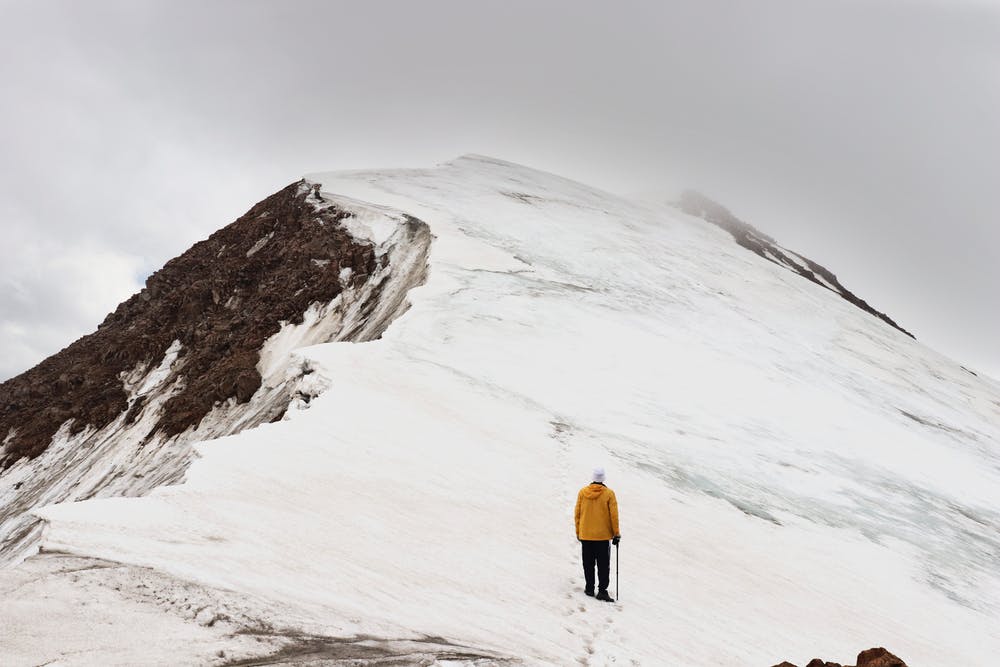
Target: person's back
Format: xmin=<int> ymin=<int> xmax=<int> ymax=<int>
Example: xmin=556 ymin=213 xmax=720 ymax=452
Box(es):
xmin=574 ymin=466 xmax=620 ymax=601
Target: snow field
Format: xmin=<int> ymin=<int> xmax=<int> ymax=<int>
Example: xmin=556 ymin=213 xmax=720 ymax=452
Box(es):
xmin=27 ymin=155 xmax=1000 ymax=665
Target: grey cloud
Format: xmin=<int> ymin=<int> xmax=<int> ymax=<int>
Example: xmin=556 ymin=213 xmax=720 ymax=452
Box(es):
xmin=1 ymin=0 xmax=998 ymax=379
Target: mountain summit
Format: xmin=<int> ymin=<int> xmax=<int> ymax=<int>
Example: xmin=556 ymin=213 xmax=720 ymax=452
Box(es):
xmin=2 ymin=156 xmax=998 ymax=665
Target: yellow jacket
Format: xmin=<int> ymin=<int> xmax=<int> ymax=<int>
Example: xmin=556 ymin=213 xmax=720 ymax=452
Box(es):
xmin=574 ymin=483 xmax=620 ymax=540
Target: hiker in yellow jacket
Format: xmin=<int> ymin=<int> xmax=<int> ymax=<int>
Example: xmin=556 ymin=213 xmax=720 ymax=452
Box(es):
xmin=574 ymin=466 xmax=620 ymax=602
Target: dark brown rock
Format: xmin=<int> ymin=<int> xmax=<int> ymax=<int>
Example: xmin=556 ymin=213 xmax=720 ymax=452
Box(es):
xmin=0 ymin=180 xmax=378 ymax=469
xmin=772 ymin=647 xmax=906 ymax=667
xmin=856 ymin=647 xmax=906 ymax=667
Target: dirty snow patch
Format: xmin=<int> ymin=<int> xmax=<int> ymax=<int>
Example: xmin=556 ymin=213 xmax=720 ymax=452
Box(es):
xmin=246 ymin=232 xmax=275 ymax=258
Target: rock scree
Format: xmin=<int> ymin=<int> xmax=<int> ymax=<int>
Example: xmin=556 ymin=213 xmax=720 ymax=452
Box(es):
xmin=772 ymin=646 xmax=908 ymax=667
xmin=0 ymin=180 xmax=381 ymax=469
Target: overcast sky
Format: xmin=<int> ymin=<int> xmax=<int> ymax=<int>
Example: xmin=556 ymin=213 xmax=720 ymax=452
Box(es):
xmin=1 ymin=0 xmax=998 ymax=381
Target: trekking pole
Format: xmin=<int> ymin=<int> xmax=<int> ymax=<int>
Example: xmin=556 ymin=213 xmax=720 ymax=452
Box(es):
xmin=614 ymin=544 xmax=619 ymax=601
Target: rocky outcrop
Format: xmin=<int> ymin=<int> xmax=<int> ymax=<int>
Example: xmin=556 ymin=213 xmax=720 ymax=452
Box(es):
xmin=1 ymin=181 xmax=364 ymax=466
xmin=772 ymin=646 xmax=908 ymax=667
xmin=677 ymin=191 xmax=913 ymax=338
xmin=0 ymin=180 xmax=431 ymax=563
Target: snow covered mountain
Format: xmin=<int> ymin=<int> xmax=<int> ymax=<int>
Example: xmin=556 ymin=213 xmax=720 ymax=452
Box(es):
xmin=2 ymin=155 xmax=999 ymax=666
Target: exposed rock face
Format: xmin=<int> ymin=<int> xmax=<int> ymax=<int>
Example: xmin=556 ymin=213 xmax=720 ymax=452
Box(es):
xmin=0 ymin=180 xmax=431 ymax=563
xmin=772 ymin=647 xmax=908 ymax=667
xmin=1 ymin=181 xmax=358 ymax=466
xmin=855 ymin=648 xmax=908 ymax=667
xmin=677 ymin=191 xmax=912 ymax=338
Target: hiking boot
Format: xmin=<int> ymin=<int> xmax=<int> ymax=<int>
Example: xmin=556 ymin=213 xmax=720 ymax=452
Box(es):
xmin=584 ymin=589 xmax=595 ymax=597
xmin=595 ymin=590 xmax=615 ymax=602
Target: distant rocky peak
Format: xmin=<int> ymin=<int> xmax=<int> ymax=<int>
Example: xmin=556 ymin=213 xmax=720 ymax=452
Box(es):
xmin=676 ymin=190 xmax=912 ymax=338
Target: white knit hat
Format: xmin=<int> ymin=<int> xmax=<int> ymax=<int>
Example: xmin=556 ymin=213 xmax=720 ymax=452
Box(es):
xmin=592 ymin=466 xmax=606 ymax=483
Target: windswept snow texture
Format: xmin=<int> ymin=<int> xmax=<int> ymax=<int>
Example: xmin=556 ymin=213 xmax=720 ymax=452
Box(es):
xmin=11 ymin=156 xmax=1000 ymax=665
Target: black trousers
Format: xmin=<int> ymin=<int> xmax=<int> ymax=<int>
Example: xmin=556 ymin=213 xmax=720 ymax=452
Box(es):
xmin=580 ymin=540 xmax=610 ymax=593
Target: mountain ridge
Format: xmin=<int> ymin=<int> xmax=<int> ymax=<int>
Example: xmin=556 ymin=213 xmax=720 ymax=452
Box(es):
xmin=2 ymin=155 xmax=998 ymax=665
xmin=676 ymin=190 xmax=913 ymax=338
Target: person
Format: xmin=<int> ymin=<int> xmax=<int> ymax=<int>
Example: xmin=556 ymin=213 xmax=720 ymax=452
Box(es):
xmin=574 ymin=466 xmax=620 ymax=602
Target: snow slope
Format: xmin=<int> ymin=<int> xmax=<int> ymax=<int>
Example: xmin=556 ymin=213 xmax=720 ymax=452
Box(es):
xmin=8 ymin=155 xmax=1000 ymax=665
